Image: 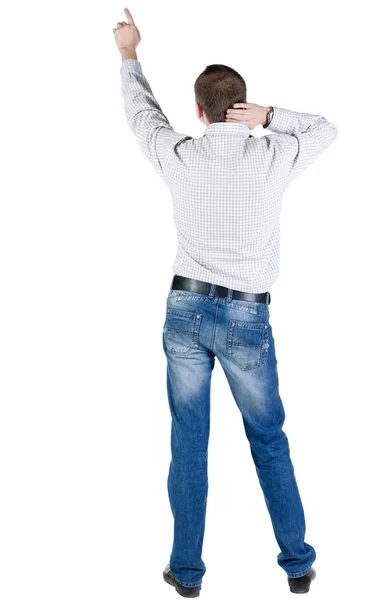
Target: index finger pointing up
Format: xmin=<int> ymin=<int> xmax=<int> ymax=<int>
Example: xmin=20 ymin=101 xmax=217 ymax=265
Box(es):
xmin=124 ymin=7 xmax=135 ymax=25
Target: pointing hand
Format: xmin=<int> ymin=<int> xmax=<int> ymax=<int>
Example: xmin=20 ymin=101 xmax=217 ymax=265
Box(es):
xmin=113 ymin=8 xmax=141 ymax=53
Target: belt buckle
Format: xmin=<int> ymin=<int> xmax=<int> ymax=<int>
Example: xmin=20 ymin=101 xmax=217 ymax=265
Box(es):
xmin=266 ymin=291 xmax=271 ymax=305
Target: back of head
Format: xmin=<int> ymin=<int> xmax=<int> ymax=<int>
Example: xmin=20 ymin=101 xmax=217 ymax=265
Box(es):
xmin=194 ymin=64 xmax=247 ymax=124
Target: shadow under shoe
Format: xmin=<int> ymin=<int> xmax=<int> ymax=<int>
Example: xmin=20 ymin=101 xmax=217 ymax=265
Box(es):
xmin=163 ymin=564 xmax=202 ymax=598
xmin=288 ymin=567 xmax=316 ymax=594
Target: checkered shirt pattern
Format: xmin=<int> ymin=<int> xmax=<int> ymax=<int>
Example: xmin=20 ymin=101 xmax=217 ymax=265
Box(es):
xmin=120 ymin=59 xmax=338 ymax=293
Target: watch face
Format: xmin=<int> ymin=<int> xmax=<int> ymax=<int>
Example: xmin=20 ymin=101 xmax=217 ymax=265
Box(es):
xmin=265 ymin=109 xmax=273 ymax=127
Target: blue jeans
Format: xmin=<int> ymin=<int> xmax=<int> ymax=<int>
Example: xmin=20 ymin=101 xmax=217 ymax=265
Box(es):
xmin=162 ymin=285 xmax=316 ymax=588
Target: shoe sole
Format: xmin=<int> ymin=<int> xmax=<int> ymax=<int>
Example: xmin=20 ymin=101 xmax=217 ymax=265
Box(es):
xmin=163 ymin=571 xmax=201 ymax=598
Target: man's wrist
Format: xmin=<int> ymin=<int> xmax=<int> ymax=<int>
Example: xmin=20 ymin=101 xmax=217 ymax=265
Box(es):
xmin=261 ymin=106 xmax=270 ymax=127
xmin=263 ymin=106 xmax=274 ymax=128
xmin=120 ymin=47 xmax=138 ymax=61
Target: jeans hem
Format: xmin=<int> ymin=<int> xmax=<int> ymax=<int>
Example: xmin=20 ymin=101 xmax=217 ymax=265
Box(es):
xmin=286 ymin=565 xmax=314 ymax=579
xmin=171 ymin=570 xmax=202 ymax=588
xmin=174 ymin=578 xmax=203 ymax=588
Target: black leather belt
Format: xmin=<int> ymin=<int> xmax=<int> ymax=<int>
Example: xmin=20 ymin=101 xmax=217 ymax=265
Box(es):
xmin=171 ymin=275 xmax=271 ymax=305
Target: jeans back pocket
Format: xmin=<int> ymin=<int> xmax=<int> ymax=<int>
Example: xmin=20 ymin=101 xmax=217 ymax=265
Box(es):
xmin=163 ymin=308 xmax=202 ymax=355
xmin=227 ymin=319 xmax=269 ymax=370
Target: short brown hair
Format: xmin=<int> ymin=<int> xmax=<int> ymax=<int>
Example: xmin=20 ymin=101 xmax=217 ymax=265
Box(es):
xmin=194 ymin=64 xmax=247 ymax=124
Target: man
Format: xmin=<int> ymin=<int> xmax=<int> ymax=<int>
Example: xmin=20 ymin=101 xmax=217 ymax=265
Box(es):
xmin=113 ymin=8 xmax=338 ymax=597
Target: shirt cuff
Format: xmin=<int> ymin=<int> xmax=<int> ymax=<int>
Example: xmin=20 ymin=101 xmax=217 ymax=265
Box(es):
xmin=120 ymin=58 xmax=143 ymax=76
xmin=265 ymin=106 xmax=295 ymax=134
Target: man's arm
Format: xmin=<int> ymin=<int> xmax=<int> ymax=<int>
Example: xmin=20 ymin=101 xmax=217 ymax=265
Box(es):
xmin=120 ymin=57 xmax=190 ymax=179
xmin=266 ymin=107 xmax=338 ymax=183
xmin=226 ymin=102 xmax=338 ymax=183
xmin=113 ymin=9 xmax=190 ymax=180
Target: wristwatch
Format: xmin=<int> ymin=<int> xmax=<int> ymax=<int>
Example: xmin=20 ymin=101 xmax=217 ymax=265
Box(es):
xmin=263 ymin=106 xmax=274 ymax=129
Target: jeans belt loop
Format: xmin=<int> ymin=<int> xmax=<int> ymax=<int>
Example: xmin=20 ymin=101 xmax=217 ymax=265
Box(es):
xmin=208 ymin=283 xmax=216 ymax=297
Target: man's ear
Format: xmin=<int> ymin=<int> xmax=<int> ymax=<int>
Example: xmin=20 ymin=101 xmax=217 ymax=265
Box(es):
xmin=195 ymin=100 xmax=203 ymax=120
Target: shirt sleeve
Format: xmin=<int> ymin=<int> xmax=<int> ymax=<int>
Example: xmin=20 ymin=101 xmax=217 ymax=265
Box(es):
xmin=120 ymin=59 xmax=191 ymax=180
xmin=266 ymin=106 xmax=338 ymax=184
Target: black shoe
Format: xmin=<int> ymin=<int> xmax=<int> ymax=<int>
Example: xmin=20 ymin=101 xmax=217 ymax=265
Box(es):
xmin=163 ymin=564 xmax=201 ymax=598
xmin=288 ymin=567 xmax=316 ymax=594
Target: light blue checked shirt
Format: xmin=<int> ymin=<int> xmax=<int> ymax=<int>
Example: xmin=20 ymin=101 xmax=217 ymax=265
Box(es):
xmin=120 ymin=59 xmax=338 ymax=293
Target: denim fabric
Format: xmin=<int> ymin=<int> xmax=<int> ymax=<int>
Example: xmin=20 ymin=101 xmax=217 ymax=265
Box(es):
xmin=162 ymin=286 xmax=316 ymax=587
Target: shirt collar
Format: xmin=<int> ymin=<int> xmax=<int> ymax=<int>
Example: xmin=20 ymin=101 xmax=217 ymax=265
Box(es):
xmin=204 ymin=122 xmax=252 ymax=137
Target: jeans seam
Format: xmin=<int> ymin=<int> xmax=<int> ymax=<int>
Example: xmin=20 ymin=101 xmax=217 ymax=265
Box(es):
xmin=287 ymin=565 xmax=314 ymax=578
xmin=172 ymin=573 xmax=202 ymax=587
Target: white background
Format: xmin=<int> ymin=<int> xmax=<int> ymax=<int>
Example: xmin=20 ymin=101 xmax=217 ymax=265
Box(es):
xmin=1 ymin=1 xmax=372 ymax=598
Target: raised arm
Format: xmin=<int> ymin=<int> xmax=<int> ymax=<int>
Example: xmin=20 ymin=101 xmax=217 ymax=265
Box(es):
xmin=113 ymin=8 xmax=190 ymax=180
xmin=226 ymin=103 xmax=338 ymax=183
xmin=266 ymin=107 xmax=338 ymax=182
